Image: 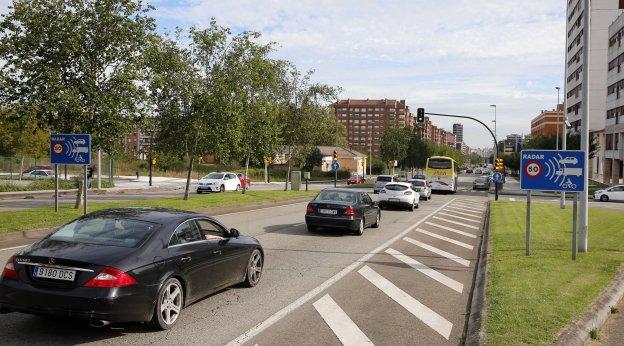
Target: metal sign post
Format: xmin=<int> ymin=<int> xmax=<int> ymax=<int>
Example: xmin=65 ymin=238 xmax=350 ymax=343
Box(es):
xmin=332 ymin=161 xmax=340 ymax=187
xmin=526 ymin=190 xmax=531 ymax=256
xmin=83 ymin=165 xmax=88 ymax=215
xmin=50 ymin=134 xmax=92 ymax=215
xmin=54 ymin=164 xmax=59 ymax=212
xmin=572 ymin=193 xmax=578 ymax=261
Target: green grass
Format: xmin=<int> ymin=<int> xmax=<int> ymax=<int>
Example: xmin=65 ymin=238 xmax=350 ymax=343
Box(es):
xmin=486 ymin=201 xmax=624 ymax=345
xmin=0 ymin=179 xmax=114 ymax=192
xmin=0 ymin=190 xmax=316 ymax=234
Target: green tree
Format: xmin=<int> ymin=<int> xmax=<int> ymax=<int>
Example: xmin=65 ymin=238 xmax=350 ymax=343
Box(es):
xmin=303 ymin=147 xmax=323 ymax=171
xmin=502 ymin=152 xmax=520 ymax=173
xmin=526 ymin=133 xmax=598 ymax=158
xmin=402 ymin=130 xmax=429 ymax=171
xmin=380 ymin=126 xmax=410 ymax=164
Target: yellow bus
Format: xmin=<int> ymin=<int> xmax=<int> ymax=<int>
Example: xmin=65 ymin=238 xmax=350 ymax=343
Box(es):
xmin=425 ymin=156 xmax=458 ymax=193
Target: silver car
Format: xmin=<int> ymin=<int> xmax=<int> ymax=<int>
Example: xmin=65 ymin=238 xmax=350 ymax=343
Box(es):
xmin=373 ymin=175 xmax=397 ymax=194
xmin=408 ymin=179 xmax=431 ymax=200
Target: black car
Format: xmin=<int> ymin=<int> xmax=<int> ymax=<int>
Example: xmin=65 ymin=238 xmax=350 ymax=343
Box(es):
xmin=0 ymin=208 xmax=263 ymax=330
xmin=305 ymin=189 xmax=380 ymax=236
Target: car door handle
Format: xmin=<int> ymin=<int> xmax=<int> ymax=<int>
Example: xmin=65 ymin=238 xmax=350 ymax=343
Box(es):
xmin=180 ymin=256 xmax=192 ymax=263
xmin=212 ymin=250 xmax=222 ymax=255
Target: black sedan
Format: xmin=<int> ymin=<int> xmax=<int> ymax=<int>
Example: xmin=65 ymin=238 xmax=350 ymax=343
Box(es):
xmin=0 ymin=208 xmax=264 ymax=330
xmin=305 ymin=188 xmax=380 ymax=236
xmin=473 ymin=176 xmax=491 ymax=190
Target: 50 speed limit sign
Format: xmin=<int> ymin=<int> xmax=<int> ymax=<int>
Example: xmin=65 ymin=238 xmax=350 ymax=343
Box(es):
xmin=525 ymin=160 xmax=542 ymax=178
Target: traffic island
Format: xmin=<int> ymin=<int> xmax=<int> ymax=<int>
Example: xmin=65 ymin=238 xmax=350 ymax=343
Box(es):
xmin=485 ymin=201 xmax=624 ymax=344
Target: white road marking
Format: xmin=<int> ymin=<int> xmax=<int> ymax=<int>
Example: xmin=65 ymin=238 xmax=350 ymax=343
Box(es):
xmin=452 ymin=203 xmax=484 ymax=211
xmin=313 ymin=294 xmax=374 ymax=345
xmin=415 ymin=229 xmax=473 ymax=250
xmin=403 ymin=237 xmax=470 ymax=267
xmin=437 ymin=212 xmax=481 ymax=223
xmin=441 ymin=209 xmax=482 ymax=220
xmin=385 ymin=248 xmax=463 ymax=293
xmin=358 ymin=265 xmax=453 ymax=340
xmin=0 ymin=244 xmax=28 ymax=252
xmin=508 ymin=197 xmax=516 ymax=201
xmin=432 ymin=216 xmax=479 ymax=230
xmin=225 ymin=198 xmax=458 ymax=346
xmin=445 ymin=206 xmax=482 ymax=215
xmin=424 ymin=222 xmax=476 ymax=238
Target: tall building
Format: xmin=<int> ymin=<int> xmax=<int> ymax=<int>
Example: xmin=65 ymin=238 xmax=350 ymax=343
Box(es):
xmin=565 ymin=1 xmax=623 ymax=181
xmin=531 ymin=104 xmax=564 ymax=138
xmin=452 ymin=123 xmax=464 ymax=143
xmin=604 ymin=12 xmax=624 ymax=184
xmin=416 ymin=116 xmax=456 ymax=148
xmin=332 ymin=99 xmax=413 ymax=155
xmin=124 ymin=127 xmax=155 ymax=159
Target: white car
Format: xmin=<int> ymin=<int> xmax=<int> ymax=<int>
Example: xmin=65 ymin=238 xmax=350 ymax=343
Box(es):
xmin=378 ymin=182 xmax=419 ymax=211
xmin=594 ymin=185 xmax=624 ymax=202
xmin=196 ymin=172 xmax=241 ymax=193
xmin=408 ymin=179 xmax=431 ymax=200
xmin=373 ymin=175 xmax=398 ymax=194
xmin=22 ymin=169 xmax=54 ymax=178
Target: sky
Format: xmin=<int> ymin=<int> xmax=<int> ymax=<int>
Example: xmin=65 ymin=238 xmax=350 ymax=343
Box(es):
xmin=0 ymin=0 xmax=567 ymax=149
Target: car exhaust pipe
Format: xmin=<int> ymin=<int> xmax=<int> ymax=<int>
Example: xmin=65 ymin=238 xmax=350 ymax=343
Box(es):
xmin=89 ymin=319 xmax=111 ymax=327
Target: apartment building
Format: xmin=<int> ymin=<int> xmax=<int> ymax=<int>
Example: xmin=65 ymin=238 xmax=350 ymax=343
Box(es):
xmin=332 ymin=99 xmax=414 ymax=155
xmin=416 ymin=116 xmax=456 ymax=148
xmin=604 ymin=12 xmax=624 ymax=184
xmin=452 ymin=123 xmax=464 ymax=143
xmin=124 ymin=127 xmax=155 ymax=159
xmin=531 ymin=104 xmax=565 ymax=138
xmin=565 ymin=0 xmax=623 ymax=180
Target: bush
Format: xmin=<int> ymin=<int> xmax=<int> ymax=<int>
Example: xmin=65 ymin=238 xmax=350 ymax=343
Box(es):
xmin=0 ymin=178 xmax=114 ymax=192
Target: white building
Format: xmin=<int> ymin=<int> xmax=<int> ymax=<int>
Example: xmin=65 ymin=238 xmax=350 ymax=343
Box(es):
xmin=565 ymin=0 xmax=622 ymax=181
xmin=604 ymin=12 xmax=624 ymax=184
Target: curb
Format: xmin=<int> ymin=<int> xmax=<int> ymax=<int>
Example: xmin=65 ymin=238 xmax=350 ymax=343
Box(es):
xmin=464 ymin=200 xmax=490 ymax=345
xmin=0 ymin=186 xmax=183 ymax=199
xmin=554 ymin=268 xmax=624 ymax=345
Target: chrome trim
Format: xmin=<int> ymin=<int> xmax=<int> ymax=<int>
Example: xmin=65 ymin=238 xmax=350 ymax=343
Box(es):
xmin=17 ymin=262 xmax=94 ymax=272
xmin=167 ymin=217 xmax=227 ymax=248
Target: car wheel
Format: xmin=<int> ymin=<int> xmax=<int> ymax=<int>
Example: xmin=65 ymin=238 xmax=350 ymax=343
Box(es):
xmin=307 ymin=224 xmax=317 ymax=232
xmin=409 ymin=203 xmax=414 ymax=212
xmin=197 ymin=190 xmax=202 ymax=194
xmin=151 ymin=278 xmax=183 ymax=330
xmin=415 ymin=202 xmax=419 ymax=209
xmin=428 ymin=195 xmax=431 ymax=200
xmin=600 ymin=195 xmax=609 ymax=202
xmin=236 ymin=184 xmax=240 ymax=191
xmin=372 ymin=211 xmax=380 ymax=228
xmin=355 ymin=219 xmax=364 ymax=236
xmin=243 ymin=249 xmax=263 ymax=287
xmin=220 ymin=185 xmax=225 ymax=193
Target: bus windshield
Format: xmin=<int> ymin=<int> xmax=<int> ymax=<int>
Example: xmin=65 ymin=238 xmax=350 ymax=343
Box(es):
xmin=427 ymin=159 xmax=452 ymax=169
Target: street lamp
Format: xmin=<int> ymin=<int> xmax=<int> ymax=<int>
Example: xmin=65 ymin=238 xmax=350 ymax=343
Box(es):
xmin=490 ymin=105 xmax=497 ymax=159
xmin=555 ymin=87 xmax=561 ymax=150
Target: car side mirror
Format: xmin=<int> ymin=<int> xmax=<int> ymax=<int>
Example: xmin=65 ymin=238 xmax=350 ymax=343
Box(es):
xmin=229 ymin=228 xmax=240 ymax=238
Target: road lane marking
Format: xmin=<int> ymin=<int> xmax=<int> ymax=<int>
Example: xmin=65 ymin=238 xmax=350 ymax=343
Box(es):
xmin=445 ymin=206 xmax=482 ymax=215
xmin=313 ymin=294 xmax=373 ymax=345
xmin=441 ymin=209 xmax=482 ymax=220
xmin=424 ymin=222 xmax=476 ymax=238
xmin=385 ymin=248 xmax=463 ymax=293
xmin=432 ymin=216 xmax=479 ymax=230
xmin=0 ymin=244 xmax=29 ymax=252
xmin=358 ymin=265 xmax=453 ymax=339
xmin=452 ymin=203 xmax=484 ymax=211
xmin=415 ymin=229 xmax=473 ymax=250
xmin=403 ymin=237 xmax=470 ymax=267
xmin=437 ymin=212 xmax=481 ymax=223
xmin=225 ymin=198 xmax=459 ymax=346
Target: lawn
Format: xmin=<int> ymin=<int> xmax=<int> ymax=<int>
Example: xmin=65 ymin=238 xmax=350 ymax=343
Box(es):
xmin=0 ymin=190 xmax=317 ymax=234
xmin=486 ymin=201 xmax=624 ymax=345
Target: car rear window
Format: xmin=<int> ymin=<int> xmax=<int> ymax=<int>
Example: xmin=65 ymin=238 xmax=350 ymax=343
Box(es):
xmin=315 ymin=190 xmax=357 ymax=203
xmin=204 ymin=173 xmax=224 ymax=179
xmin=376 ymin=176 xmax=392 ymax=182
xmin=385 ymin=184 xmax=409 ymax=191
xmin=50 ymin=217 xmax=156 ymax=248
xmin=410 ymin=181 xmax=426 ymax=187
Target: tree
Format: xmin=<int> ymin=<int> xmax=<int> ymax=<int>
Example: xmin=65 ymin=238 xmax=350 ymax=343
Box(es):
xmin=0 ymin=0 xmax=156 ymax=153
xmin=303 ymin=147 xmax=323 ymax=171
xmin=402 ymin=130 xmax=429 ymax=171
xmin=502 ymin=152 xmax=520 ymax=173
xmin=380 ymin=127 xmax=410 ymax=164
xmin=526 ymin=133 xmax=598 ymax=158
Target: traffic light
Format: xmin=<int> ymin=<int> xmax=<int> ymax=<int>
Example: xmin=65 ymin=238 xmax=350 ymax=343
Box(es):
xmin=416 ymin=108 xmax=425 ymax=123
xmin=151 ymin=157 xmax=156 ymax=165
xmin=495 ymin=158 xmax=504 ymax=173
xmin=333 ymin=150 xmax=338 ymax=161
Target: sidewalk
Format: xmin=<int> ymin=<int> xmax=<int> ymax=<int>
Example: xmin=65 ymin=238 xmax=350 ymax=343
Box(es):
xmin=587 ymin=297 xmax=624 ymax=345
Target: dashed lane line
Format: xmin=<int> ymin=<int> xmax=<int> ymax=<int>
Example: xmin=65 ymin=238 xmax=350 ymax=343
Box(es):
xmin=424 ymin=222 xmax=476 ymax=239
xmin=432 ymin=217 xmax=480 ymax=230
xmin=313 ymin=294 xmax=374 ymax=346
xmin=358 ymin=265 xmax=453 ymax=340
xmin=415 ymin=229 xmax=473 ymax=250
xmin=385 ymin=248 xmax=464 ymax=293
xmin=437 ymin=212 xmax=481 ymax=223
xmin=403 ymin=237 xmax=470 ymax=267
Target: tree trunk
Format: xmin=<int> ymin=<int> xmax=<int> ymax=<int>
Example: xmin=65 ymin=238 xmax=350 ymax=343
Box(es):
xmin=242 ymin=156 xmax=250 ymax=194
xmin=264 ymin=160 xmax=268 ymax=183
xmin=19 ymin=156 xmax=24 ymax=181
xmin=183 ymin=156 xmax=195 ymax=200
xmin=74 ymin=178 xmax=83 ymax=209
xmin=284 ymin=146 xmax=292 ymax=191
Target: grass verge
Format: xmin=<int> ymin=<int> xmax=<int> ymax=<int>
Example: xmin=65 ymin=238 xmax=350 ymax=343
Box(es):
xmin=0 ymin=190 xmax=317 ymax=234
xmin=486 ymin=201 xmax=624 ymax=345
xmin=0 ymin=179 xmax=114 ymax=192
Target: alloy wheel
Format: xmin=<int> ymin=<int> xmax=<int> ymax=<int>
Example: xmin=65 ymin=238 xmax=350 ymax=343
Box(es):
xmin=246 ymin=250 xmax=263 ymax=286
xmin=160 ymin=282 xmax=182 ymax=326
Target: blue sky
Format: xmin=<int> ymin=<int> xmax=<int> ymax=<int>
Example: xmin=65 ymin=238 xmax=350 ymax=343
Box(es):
xmin=1 ymin=0 xmax=567 ymax=148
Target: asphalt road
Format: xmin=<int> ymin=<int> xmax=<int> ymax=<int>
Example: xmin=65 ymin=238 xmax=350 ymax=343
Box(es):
xmin=0 ymin=190 xmax=488 ymax=345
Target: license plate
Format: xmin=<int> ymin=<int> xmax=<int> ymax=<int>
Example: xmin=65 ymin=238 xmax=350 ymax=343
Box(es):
xmin=389 ymin=198 xmax=400 ymax=202
xmin=319 ymin=209 xmax=337 ymax=215
xmin=33 ymin=266 xmax=76 ymax=281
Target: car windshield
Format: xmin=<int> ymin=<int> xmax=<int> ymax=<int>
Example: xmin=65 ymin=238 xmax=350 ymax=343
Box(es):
xmin=204 ymin=173 xmax=224 ymax=179
xmin=49 ymin=217 xmax=156 ymax=248
xmin=385 ymin=184 xmax=409 ymax=191
xmin=376 ymin=176 xmax=392 ymax=182
xmin=410 ymin=181 xmax=426 ymax=187
xmin=315 ymin=190 xmax=357 ymax=203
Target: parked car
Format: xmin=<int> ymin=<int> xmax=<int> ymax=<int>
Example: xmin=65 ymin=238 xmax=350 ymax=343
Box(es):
xmin=22 ymin=166 xmax=53 ymax=175
xmin=373 ymin=175 xmax=397 ymax=194
xmin=378 ymin=182 xmax=419 ymax=211
xmin=412 ymin=174 xmax=426 ymax=180
xmin=465 ymin=168 xmax=473 ymax=173
xmin=22 ymin=169 xmax=54 ymax=178
xmin=408 ymin=179 xmax=431 ymax=200
xmin=347 ymin=174 xmax=365 ymax=185
xmin=0 ymin=208 xmax=264 ymax=330
xmin=305 ymin=189 xmax=380 ymax=236
xmin=237 ymin=173 xmax=252 ymax=190
xmin=474 ymin=168 xmax=482 ymax=175
xmin=473 ymin=176 xmax=491 ymax=190
xmin=196 ymin=172 xmax=241 ymax=193
xmin=594 ymin=185 xmax=624 ymax=202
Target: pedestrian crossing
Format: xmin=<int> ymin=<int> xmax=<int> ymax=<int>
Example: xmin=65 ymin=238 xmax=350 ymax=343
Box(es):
xmin=307 ymin=199 xmax=486 ymax=344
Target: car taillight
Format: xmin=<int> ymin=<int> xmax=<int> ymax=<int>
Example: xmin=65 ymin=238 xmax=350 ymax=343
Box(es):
xmin=306 ymin=204 xmax=315 ymax=214
xmin=344 ymin=206 xmax=356 ymax=217
xmin=404 ymin=191 xmax=412 ymax=195
xmin=380 ymin=189 xmax=386 ymax=193
xmin=1 ymin=257 xmax=18 ymax=280
xmin=84 ymin=267 xmax=137 ymax=288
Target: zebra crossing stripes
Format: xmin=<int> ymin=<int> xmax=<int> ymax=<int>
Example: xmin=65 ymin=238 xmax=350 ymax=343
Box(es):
xmin=424 ymin=221 xmax=476 ymax=238
xmin=432 ymin=216 xmax=480 ymax=230
xmin=313 ymin=294 xmax=373 ymax=346
xmin=452 ymin=203 xmax=484 ymax=212
xmin=415 ymin=228 xmax=473 ymax=250
xmin=445 ymin=205 xmax=482 ymax=215
xmin=385 ymin=248 xmax=464 ymax=293
xmin=437 ymin=212 xmax=481 ymax=223
xmin=403 ymin=236 xmax=470 ymax=267
xmin=441 ymin=209 xmax=483 ymax=219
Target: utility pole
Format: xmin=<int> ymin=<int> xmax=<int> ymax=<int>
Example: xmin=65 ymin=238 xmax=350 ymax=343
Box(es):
xmin=555 ymin=87 xmax=561 ymax=150
xmin=561 ymin=1 xmax=570 ymax=210
xmin=578 ymin=0 xmax=590 ymax=252
xmin=490 ymin=104 xmax=499 ymax=201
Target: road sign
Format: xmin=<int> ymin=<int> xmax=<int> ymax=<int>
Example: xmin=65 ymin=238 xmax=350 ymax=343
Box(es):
xmin=492 ymin=172 xmax=503 ymax=183
xmin=50 ymin=134 xmax=92 ymax=165
xmin=520 ymin=150 xmax=585 ymax=192
xmin=331 ymin=161 xmax=340 ymax=171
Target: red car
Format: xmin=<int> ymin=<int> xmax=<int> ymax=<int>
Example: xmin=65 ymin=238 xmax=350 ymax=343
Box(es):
xmin=347 ymin=174 xmax=365 ymax=185
xmin=237 ymin=173 xmax=252 ymax=190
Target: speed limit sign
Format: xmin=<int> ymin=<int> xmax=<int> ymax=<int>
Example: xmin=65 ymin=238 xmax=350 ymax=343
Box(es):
xmin=525 ymin=160 xmax=542 ymax=178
